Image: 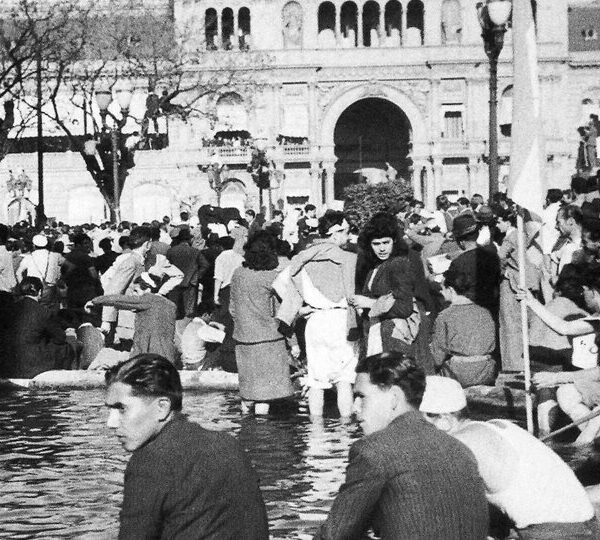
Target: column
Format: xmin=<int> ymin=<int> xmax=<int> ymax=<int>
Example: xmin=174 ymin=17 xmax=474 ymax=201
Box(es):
xmin=322 ymin=161 xmax=336 ymax=206
xmin=336 ymin=3 xmax=342 ymax=46
xmin=307 ymin=80 xmax=318 ymax=144
xmin=309 ymin=161 xmax=323 ymax=204
xmin=273 ymin=84 xmax=283 ymax=139
xmin=423 ymin=0 xmax=441 ymax=46
xmin=216 ymin=10 xmax=222 ymax=49
xmin=432 ymin=162 xmax=443 ymax=202
xmin=379 ymin=4 xmax=385 ymax=43
xmin=401 ymin=3 xmax=407 ymax=46
xmin=357 ymin=3 xmax=364 ymax=47
xmin=232 ymin=10 xmax=238 ymax=49
xmin=411 ymin=159 xmax=427 ymax=201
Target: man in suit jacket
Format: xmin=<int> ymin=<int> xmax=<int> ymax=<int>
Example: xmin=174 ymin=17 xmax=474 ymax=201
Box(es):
xmin=314 ymin=353 xmax=488 ymax=540
xmin=166 ymin=226 xmax=209 ymax=319
xmin=105 ymin=354 xmax=269 ymax=539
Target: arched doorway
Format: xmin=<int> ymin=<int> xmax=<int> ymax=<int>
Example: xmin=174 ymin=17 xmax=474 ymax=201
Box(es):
xmin=333 ymin=98 xmax=411 ymax=199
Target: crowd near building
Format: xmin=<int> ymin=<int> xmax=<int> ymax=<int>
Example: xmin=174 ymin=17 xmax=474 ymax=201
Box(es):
xmin=5 ymin=1 xmax=600 ymax=539
xmin=3 ymin=0 xmax=600 ymax=224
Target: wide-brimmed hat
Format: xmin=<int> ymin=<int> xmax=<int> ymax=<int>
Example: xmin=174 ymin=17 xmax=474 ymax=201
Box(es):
xmin=420 ymin=376 xmax=467 ymax=414
xmin=452 ymin=214 xmax=478 ymax=239
xmin=32 ymin=234 xmax=48 ymax=248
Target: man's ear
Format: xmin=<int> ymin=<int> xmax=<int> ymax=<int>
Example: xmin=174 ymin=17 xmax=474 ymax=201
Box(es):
xmin=155 ymin=397 xmax=173 ymax=422
xmin=390 ymin=385 xmax=407 ymax=411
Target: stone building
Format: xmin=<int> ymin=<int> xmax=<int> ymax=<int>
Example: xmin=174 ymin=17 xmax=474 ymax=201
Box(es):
xmin=1 ymin=0 xmax=600 ymax=224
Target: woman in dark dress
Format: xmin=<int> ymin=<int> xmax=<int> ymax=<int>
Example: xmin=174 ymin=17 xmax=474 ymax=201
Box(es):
xmin=230 ymin=231 xmax=294 ymax=415
xmin=351 ymin=212 xmax=433 ymax=372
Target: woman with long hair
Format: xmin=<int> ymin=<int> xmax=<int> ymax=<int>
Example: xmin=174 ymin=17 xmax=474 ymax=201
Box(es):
xmin=230 ymin=230 xmax=294 ymax=415
xmin=351 ymin=212 xmax=429 ymax=369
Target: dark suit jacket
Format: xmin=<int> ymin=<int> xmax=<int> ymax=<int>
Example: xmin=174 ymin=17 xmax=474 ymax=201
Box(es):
xmin=120 ymin=416 xmax=269 ymax=540
xmin=167 ymin=243 xmax=209 ymax=288
xmin=315 ymin=411 xmax=488 ymax=540
xmin=0 ymin=296 xmax=72 ymax=378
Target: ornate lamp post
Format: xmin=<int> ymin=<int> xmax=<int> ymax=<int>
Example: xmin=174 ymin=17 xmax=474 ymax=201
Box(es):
xmin=477 ymin=0 xmax=512 ymax=200
xmin=95 ymin=83 xmax=133 ymax=223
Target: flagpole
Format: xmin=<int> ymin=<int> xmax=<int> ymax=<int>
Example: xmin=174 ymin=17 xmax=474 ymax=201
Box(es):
xmin=517 ymin=212 xmax=534 ymax=434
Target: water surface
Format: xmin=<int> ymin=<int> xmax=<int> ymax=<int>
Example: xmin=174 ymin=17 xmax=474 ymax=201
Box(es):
xmin=0 ymin=389 xmax=359 ymax=539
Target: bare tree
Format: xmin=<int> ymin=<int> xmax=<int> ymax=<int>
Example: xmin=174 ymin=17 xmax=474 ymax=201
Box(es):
xmin=2 ymin=0 xmax=270 ymax=222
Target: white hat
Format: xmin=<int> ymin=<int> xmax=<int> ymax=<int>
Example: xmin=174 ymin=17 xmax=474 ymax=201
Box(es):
xmin=420 ymin=376 xmax=467 ymax=414
xmin=32 ymin=234 xmax=48 ymax=248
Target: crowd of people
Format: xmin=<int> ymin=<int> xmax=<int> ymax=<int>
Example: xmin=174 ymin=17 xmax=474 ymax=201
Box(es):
xmin=3 ymin=176 xmax=600 ymax=537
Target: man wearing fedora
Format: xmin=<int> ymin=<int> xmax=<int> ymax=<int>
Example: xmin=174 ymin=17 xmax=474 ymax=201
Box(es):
xmin=447 ymin=213 xmax=501 ymax=317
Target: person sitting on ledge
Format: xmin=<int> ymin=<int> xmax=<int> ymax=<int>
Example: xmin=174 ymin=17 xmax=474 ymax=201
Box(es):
xmin=420 ymin=376 xmax=597 ymax=540
xmin=0 ymin=276 xmax=77 ymax=379
xmin=518 ymin=263 xmax=600 ymax=444
xmin=105 ymin=353 xmax=269 ymax=539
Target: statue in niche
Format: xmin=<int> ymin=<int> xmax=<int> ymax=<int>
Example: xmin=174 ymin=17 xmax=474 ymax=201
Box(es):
xmin=282 ymin=1 xmax=303 ymax=49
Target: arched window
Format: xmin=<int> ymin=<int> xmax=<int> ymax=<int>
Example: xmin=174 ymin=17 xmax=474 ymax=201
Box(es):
xmin=282 ymin=1 xmax=303 ymax=49
xmin=406 ymin=0 xmax=424 ymax=45
xmin=384 ymin=0 xmax=402 ymax=47
xmin=318 ymin=2 xmax=336 ymax=33
xmin=441 ymin=0 xmax=461 ymax=44
xmin=318 ymin=2 xmax=336 ymax=48
xmin=341 ymin=2 xmax=358 ymax=47
xmin=238 ymin=7 xmax=251 ymax=50
xmin=362 ymin=1 xmax=380 ymax=47
xmin=221 ymin=8 xmax=234 ymax=50
xmin=205 ymin=8 xmax=218 ymax=50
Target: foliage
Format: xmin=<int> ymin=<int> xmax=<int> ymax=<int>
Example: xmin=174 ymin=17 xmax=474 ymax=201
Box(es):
xmin=248 ymin=148 xmax=271 ymax=190
xmin=343 ymin=178 xmax=413 ymax=230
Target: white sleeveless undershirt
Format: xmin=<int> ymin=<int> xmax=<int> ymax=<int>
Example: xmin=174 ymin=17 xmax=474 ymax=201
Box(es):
xmin=457 ymin=419 xmax=594 ymax=528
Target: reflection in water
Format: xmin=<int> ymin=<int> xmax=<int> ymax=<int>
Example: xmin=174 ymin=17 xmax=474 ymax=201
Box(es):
xmin=0 ymin=389 xmax=360 ymax=539
xmin=4 ymin=388 xmax=596 ymax=539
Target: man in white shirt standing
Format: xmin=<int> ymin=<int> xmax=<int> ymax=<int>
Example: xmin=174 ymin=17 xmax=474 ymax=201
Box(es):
xmin=213 ymin=236 xmax=243 ymax=308
xmin=16 ymin=234 xmax=62 ymax=309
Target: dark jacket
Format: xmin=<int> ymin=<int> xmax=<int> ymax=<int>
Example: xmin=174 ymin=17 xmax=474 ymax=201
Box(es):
xmin=167 ymin=243 xmax=209 ymax=288
xmin=120 ymin=416 xmax=269 ymax=540
xmin=315 ymin=411 xmax=488 ymax=540
xmin=0 ymin=296 xmax=73 ymax=378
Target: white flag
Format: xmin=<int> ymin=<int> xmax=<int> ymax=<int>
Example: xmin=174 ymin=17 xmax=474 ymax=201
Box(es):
xmin=508 ymin=0 xmax=546 ymax=217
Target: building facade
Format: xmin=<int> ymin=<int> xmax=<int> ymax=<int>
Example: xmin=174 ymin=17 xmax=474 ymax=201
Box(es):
xmin=1 ymin=0 xmax=600 ymax=224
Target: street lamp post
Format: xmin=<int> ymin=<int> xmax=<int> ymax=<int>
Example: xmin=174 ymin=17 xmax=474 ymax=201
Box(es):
xmin=95 ymin=84 xmax=133 ymax=223
xmin=477 ymin=0 xmax=512 ymax=200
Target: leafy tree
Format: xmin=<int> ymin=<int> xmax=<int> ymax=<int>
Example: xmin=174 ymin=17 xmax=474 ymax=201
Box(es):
xmin=343 ymin=178 xmax=413 ymax=230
